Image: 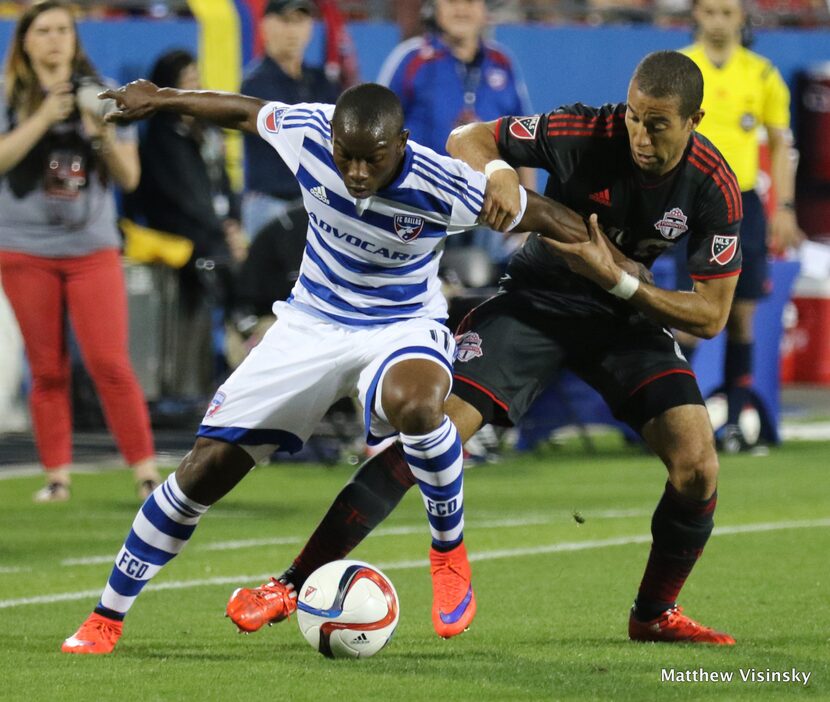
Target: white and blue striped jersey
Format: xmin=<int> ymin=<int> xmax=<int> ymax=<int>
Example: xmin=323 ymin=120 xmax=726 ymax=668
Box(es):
xmin=256 ymin=101 xmax=525 ymax=326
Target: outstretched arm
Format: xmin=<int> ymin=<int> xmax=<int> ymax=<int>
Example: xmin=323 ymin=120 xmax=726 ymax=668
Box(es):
xmin=448 ymin=120 xmax=521 ymax=231
xmin=100 ymin=80 xmax=265 ymax=133
xmin=546 ymin=215 xmax=737 ymax=338
xmin=510 ymin=188 xmax=653 ymax=283
xmin=447 ymin=122 xmax=648 ymax=280
xmin=517 ymin=190 xmax=597 ymax=246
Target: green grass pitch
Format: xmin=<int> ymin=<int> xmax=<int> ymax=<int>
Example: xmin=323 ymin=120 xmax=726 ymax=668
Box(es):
xmin=0 ymin=438 xmax=827 ymax=701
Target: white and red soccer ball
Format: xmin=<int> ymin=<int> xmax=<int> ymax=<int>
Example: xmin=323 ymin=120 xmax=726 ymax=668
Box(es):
xmin=296 ymin=560 xmax=399 ymax=659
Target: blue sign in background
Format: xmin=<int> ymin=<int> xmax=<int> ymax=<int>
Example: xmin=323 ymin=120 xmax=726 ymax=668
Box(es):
xmin=2 ymin=18 xmax=828 ymax=115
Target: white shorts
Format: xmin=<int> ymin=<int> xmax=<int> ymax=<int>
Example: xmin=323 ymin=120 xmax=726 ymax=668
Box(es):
xmin=198 ymin=302 xmax=455 ymax=461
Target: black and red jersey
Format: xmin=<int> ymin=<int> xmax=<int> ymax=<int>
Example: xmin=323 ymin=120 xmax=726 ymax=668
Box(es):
xmin=496 ymin=103 xmax=742 ymax=316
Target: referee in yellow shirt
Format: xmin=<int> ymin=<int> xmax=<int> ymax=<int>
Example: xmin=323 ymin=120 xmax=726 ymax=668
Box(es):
xmin=680 ymin=0 xmax=803 ymax=447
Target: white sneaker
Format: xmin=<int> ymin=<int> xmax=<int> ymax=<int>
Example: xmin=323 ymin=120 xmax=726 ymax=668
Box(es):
xmin=33 ymin=482 xmax=70 ymax=503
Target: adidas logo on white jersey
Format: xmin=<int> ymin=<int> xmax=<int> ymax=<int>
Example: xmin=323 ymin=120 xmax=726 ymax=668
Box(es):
xmin=310 ymin=185 xmax=329 ymax=205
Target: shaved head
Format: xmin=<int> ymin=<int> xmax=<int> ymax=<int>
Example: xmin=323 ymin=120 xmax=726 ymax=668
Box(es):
xmin=332 ymin=83 xmax=405 ymax=142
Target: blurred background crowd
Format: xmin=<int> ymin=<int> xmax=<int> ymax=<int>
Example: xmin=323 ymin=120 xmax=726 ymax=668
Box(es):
xmin=1 ymin=0 xmax=828 ymax=27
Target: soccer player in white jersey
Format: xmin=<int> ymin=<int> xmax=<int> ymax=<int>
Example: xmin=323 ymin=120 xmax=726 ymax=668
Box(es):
xmin=61 ymin=80 xmax=639 ymax=654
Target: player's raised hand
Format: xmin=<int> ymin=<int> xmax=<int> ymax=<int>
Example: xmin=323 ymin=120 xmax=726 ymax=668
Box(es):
xmin=99 ymin=79 xmax=162 ymax=124
xmin=480 ymin=168 xmax=521 ymax=232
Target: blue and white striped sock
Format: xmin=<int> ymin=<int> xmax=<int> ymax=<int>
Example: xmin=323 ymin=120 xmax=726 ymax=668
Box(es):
xmin=95 ymin=474 xmax=208 ymax=619
xmin=400 ymin=417 xmax=464 ymax=550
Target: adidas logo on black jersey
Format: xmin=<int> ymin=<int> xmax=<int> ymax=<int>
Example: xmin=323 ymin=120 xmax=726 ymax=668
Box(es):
xmin=589 ymin=189 xmax=611 ymax=206
xmin=310 ymin=185 xmax=329 ymax=205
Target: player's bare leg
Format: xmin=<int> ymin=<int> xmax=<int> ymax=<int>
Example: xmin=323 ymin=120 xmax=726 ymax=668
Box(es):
xmin=380 ymin=360 xmax=476 ymax=638
xmin=265 ymin=393 xmax=485 ymax=639
xmin=63 ymin=439 xmax=255 ymax=653
xmin=229 ymin=365 xmax=479 ymax=639
xmin=630 ymin=404 xmax=735 ymax=644
xmin=282 ymin=394 xmax=482 ymax=575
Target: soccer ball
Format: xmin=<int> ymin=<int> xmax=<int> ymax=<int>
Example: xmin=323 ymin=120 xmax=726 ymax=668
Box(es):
xmin=738 ymin=404 xmax=761 ymax=446
xmin=705 ymin=392 xmax=728 ymax=432
xmin=707 ymin=393 xmax=762 ymax=450
xmin=296 ymin=560 xmax=399 ymax=659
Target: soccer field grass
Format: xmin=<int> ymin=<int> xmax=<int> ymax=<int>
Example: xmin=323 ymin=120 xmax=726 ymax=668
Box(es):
xmin=1 ymin=439 xmax=827 ymax=701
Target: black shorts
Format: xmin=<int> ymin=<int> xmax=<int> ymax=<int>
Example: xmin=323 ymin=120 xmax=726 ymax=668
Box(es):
xmin=452 ymin=291 xmax=704 ymax=433
xmin=734 ymin=189 xmax=769 ymax=301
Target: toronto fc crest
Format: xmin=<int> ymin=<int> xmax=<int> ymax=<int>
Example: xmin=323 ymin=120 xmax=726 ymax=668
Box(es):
xmin=654 ymin=207 xmax=689 ymax=240
xmin=455 ymin=332 xmax=484 ymax=363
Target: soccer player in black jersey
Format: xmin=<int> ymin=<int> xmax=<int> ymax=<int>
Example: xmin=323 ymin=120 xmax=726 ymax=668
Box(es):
xmin=231 ymin=51 xmax=741 ymax=644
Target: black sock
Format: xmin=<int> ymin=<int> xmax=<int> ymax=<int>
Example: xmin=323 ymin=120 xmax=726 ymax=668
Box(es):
xmin=725 ymin=341 xmax=753 ymax=425
xmin=634 ymin=482 xmax=717 ymax=621
xmin=431 ymin=540 xmax=462 ymax=554
xmin=93 ymin=605 xmax=125 ymax=622
xmin=281 ymin=442 xmax=415 ymax=590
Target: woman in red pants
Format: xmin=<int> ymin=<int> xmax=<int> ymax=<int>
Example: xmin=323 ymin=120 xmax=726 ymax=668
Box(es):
xmin=0 ymin=1 xmax=159 ymax=502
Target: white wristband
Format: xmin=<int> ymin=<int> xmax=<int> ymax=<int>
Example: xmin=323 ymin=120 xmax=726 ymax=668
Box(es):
xmin=607 ymin=271 xmax=640 ymax=300
xmin=484 ymin=159 xmax=515 ymax=179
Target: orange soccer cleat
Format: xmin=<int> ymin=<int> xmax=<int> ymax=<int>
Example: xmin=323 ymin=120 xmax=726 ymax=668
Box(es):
xmin=629 ymin=605 xmax=736 ymax=645
xmin=61 ymin=612 xmax=123 ymax=654
xmin=430 ymin=542 xmax=476 ymax=639
xmin=225 ymin=578 xmax=297 ymax=633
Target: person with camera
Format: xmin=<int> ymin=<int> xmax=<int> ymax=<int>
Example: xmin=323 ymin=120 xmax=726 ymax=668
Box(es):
xmin=0 ymin=1 xmax=159 ymax=502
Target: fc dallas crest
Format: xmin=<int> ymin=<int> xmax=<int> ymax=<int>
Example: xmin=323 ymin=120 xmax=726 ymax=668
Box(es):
xmin=264 ymin=106 xmax=287 ymax=133
xmin=710 ymin=235 xmax=738 ymax=265
xmin=509 ymin=115 xmax=540 ymax=140
xmin=654 ymin=207 xmax=689 ymax=240
xmin=393 ymin=214 xmax=424 ymax=242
